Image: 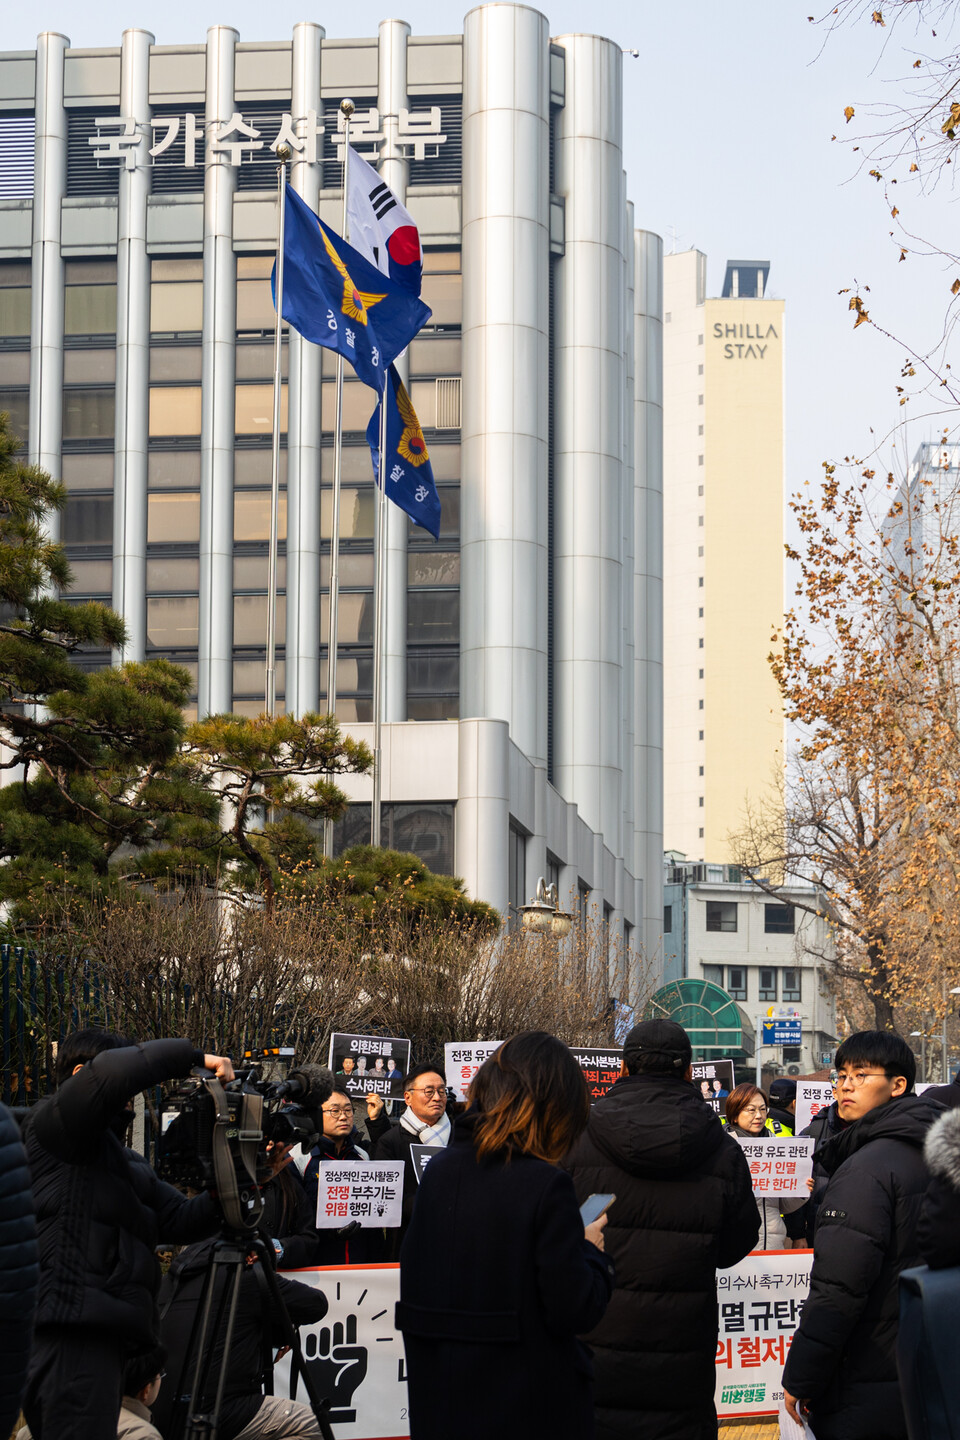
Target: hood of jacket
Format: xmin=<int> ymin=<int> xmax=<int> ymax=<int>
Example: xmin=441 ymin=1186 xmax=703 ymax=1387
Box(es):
xmin=924 ymin=1104 xmax=960 ymax=1193
xmin=585 ymin=1073 xmax=727 ymax=1178
xmin=818 ymin=1092 xmax=936 ymax=1177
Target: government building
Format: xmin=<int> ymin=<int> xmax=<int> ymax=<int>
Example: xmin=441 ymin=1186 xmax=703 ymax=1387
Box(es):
xmin=0 ymin=7 xmax=664 ymax=994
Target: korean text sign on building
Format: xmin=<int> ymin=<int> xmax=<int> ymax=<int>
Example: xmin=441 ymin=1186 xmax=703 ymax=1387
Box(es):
xmin=444 ymin=1041 xmax=501 ymax=1102
xmin=570 ymin=1048 xmax=622 ymax=1101
xmin=731 ymin=1136 xmax=814 ymax=1197
xmin=716 ymin=1250 xmax=813 ymax=1418
xmin=317 ymin=1162 xmax=404 ymax=1229
xmin=795 ymin=1080 xmax=835 ymax=1135
xmin=328 ymin=1032 xmax=411 ymax=1100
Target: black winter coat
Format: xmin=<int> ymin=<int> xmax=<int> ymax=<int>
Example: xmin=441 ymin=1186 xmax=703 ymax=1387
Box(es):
xmin=782 ymin=1093 xmax=936 ymax=1440
xmin=919 ymin=1104 xmax=960 ymax=1268
xmin=155 ymin=1237 xmax=329 ymax=1440
xmin=260 ymin=1165 xmax=320 ymax=1269
xmin=24 ymin=1038 xmax=218 ymax=1346
xmin=799 ymin=1100 xmax=849 ymax=1245
xmin=0 ymin=1101 xmax=36 ymax=1440
xmin=396 ymin=1111 xmax=615 ymax=1440
xmin=564 ymin=1073 xmax=760 ymax=1440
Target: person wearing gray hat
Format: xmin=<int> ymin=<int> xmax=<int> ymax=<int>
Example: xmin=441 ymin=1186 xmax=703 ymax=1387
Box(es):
xmin=564 ymin=1018 xmax=759 ymax=1440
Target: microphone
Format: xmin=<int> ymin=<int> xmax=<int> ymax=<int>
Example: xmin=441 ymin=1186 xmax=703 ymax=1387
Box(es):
xmin=270 ymin=1063 xmax=334 ymax=1109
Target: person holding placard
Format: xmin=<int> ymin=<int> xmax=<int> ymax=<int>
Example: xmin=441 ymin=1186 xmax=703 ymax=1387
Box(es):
xmin=725 ymin=1084 xmax=807 ymax=1250
xmin=396 ymin=1032 xmax=614 ymax=1439
xmin=373 ymin=1060 xmax=453 ymax=1258
xmin=301 ymin=1083 xmax=389 ymax=1264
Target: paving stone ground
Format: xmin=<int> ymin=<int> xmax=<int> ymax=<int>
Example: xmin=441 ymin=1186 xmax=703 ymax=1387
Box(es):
xmin=720 ymin=1420 xmax=779 ymax=1440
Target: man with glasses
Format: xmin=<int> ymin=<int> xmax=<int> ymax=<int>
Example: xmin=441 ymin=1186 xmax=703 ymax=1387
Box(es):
xmin=782 ymin=1030 xmax=939 ymax=1440
xmin=372 ymin=1061 xmax=452 ymax=1257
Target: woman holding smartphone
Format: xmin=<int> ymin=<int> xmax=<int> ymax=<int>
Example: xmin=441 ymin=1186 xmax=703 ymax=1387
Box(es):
xmin=397 ymin=1031 xmax=615 ymax=1439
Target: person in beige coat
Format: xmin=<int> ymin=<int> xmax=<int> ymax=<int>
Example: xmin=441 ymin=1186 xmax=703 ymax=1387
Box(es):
xmin=18 ymin=1348 xmax=166 ymax=1440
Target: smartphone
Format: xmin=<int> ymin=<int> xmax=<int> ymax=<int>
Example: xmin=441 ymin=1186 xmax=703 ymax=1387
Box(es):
xmin=579 ymin=1192 xmax=616 ymax=1226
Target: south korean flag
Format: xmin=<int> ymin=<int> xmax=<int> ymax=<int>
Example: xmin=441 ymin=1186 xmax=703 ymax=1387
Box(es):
xmin=346 ymin=146 xmax=423 ymax=298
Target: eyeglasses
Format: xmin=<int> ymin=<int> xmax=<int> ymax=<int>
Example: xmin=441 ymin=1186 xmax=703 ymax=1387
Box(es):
xmin=322 ymin=1105 xmax=354 ymax=1117
xmin=408 ymin=1086 xmax=446 ymax=1098
xmin=740 ymin=1105 xmax=768 ymax=1116
xmin=836 ymin=1071 xmax=888 ymax=1088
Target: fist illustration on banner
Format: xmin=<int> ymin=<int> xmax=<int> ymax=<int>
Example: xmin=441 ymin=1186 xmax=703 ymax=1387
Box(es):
xmin=304 ymin=1315 xmax=369 ymax=1423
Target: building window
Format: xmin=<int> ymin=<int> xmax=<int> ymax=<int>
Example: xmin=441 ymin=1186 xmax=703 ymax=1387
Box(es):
xmin=699 ymin=638 xmax=704 ymax=647
xmin=699 ymin=668 xmax=704 ymax=679
xmin=698 ymin=827 xmax=704 ymax=838
xmin=699 ymin=607 xmax=704 ymax=617
xmin=663 ymin=903 xmax=672 ymax=934
xmin=698 ymin=576 xmax=704 ymax=587
xmin=698 ymin=424 xmax=704 ymax=435
xmin=698 ymin=796 xmax=704 ymax=807
xmin=759 ymin=967 xmax=778 ymax=1002
xmin=698 ymin=699 xmax=704 ymax=709
xmin=508 ymin=825 xmax=527 ymax=928
xmin=727 ymin=966 xmax=747 ymax=1000
xmin=703 ymin=963 xmax=723 ymax=987
xmin=764 ymin=903 xmax=795 ymax=935
xmin=782 ymin=969 xmax=802 ymax=1002
xmin=698 ymin=730 xmax=704 ymax=740
xmin=699 ymin=765 xmax=704 ymax=775
xmin=706 ymin=901 xmax=737 ymax=933
xmin=782 ymin=1046 xmax=801 ymax=1063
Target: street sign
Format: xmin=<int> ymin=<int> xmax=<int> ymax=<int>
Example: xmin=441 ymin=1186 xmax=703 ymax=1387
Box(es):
xmin=762 ymin=1019 xmax=802 ymax=1046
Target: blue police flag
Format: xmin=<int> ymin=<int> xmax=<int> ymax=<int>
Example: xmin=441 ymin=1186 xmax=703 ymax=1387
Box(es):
xmin=273 ymin=187 xmax=431 ymax=392
xmin=366 ymin=364 xmax=441 ymax=540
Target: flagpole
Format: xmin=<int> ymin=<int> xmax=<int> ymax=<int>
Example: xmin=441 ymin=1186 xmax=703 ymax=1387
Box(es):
xmin=265 ymin=145 xmax=291 ymax=717
xmin=372 ymin=383 xmax=388 ymax=847
xmin=324 ymin=97 xmax=353 ymax=858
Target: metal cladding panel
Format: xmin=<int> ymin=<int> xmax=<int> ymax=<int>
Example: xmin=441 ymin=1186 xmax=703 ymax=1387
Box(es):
xmin=461 ymin=2 xmax=550 ymax=770
xmin=320 ymin=42 xmax=378 ymax=96
xmin=551 ymin=32 xmax=626 ymax=848
xmin=63 ymin=51 xmax=121 ymax=104
xmin=407 ymin=38 xmax=461 ymax=92
xmin=234 ymin=44 xmax=292 ymax=99
xmin=148 ymin=48 xmax=205 ymax=104
xmin=0 ymin=56 xmax=36 ymax=107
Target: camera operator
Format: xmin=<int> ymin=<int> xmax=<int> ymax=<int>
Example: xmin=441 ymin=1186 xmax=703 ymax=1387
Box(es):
xmin=21 ymin=1028 xmax=234 ymax=1440
xmin=154 ymin=1237 xmax=329 ymax=1440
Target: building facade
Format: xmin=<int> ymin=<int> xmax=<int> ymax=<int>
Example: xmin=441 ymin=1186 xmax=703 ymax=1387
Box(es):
xmin=662 ymin=856 xmax=837 ymax=1078
xmin=0 ymin=9 xmax=663 ymax=991
xmin=662 ymin=251 xmax=784 ymax=862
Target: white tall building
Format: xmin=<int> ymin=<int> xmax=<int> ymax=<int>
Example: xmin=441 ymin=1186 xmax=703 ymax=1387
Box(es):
xmin=0 ymin=8 xmax=664 ymax=992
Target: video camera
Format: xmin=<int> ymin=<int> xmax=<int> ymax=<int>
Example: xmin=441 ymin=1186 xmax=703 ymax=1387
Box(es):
xmin=158 ymin=1056 xmax=333 ymax=1234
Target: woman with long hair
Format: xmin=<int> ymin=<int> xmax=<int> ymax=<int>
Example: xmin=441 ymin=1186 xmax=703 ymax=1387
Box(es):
xmin=396 ymin=1031 xmax=615 ymax=1439
xmin=725 ymin=1082 xmax=806 ymax=1250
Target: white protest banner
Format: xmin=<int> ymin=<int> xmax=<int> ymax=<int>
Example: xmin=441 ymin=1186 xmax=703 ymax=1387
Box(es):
xmin=276 ymin=1263 xmax=409 ymax=1438
xmin=795 ymin=1080 xmax=835 ymax=1135
xmin=444 ymin=1040 xmax=500 ymax=1101
xmin=690 ymin=1059 xmax=735 ymax=1116
xmin=329 ymin=1033 xmax=412 ymax=1101
xmin=409 ymin=1144 xmax=440 ymax=1184
xmin=732 ymin=1136 xmax=814 ymax=1197
xmin=318 ymin=1161 xmax=404 ymax=1229
xmin=569 ymin=1047 xmax=623 ymax=1101
xmin=715 ymin=1249 xmax=813 ymax=1418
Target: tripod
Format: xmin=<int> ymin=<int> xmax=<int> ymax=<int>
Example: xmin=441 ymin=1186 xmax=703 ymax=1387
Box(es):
xmin=166 ymin=1227 xmax=336 ymax=1440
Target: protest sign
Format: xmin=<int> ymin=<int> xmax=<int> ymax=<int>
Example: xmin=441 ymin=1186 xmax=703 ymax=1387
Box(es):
xmin=731 ymin=1136 xmax=814 ymax=1197
xmin=329 ymin=1033 xmax=412 ymax=1100
xmin=715 ymin=1249 xmax=813 ymax=1418
xmin=444 ymin=1040 xmax=501 ymax=1101
xmin=691 ymin=1059 xmax=735 ymax=1115
xmin=276 ymin=1263 xmax=409 ymax=1437
xmin=409 ymin=1144 xmax=440 ymax=1184
xmin=570 ymin=1047 xmax=622 ymax=1100
xmin=317 ymin=1161 xmax=404 ymax=1229
xmin=795 ymin=1080 xmax=835 ymax=1135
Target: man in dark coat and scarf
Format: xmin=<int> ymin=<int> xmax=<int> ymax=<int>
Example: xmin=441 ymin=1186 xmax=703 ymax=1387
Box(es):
xmin=565 ymin=1018 xmax=760 ymax=1440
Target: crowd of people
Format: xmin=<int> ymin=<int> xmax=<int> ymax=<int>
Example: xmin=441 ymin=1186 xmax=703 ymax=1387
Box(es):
xmin=0 ymin=1017 xmax=958 ymax=1440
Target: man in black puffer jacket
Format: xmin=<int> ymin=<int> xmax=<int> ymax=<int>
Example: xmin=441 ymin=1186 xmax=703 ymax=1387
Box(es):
xmin=0 ymin=1099 xmax=37 ymax=1440
xmin=782 ymin=1030 xmax=939 ymax=1440
xmin=22 ymin=1028 xmax=233 ymax=1440
xmin=565 ymin=1019 xmax=760 ymax=1440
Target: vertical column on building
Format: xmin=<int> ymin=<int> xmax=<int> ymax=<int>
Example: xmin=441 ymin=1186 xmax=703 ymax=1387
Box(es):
xmin=461 ymin=3 xmax=551 ymax=768
xmin=618 ymin=191 xmax=637 ymax=960
xmin=285 ymin=21 xmax=324 ymax=716
xmin=198 ymin=25 xmax=239 ymax=718
xmin=29 ymin=32 xmax=69 ymax=522
xmin=379 ymin=19 xmax=410 ymax=721
xmin=455 ymin=718 xmax=510 ymax=915
xmin=552 ymin=34 xmax=625 ymax=850
xmin=634 ymin=228 xmax=664 ymax=968
xmin=112 ymin=28 xmax=154 ymax=663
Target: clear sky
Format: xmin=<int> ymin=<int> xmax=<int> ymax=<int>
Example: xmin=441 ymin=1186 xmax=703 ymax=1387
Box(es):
xmin=6 ymin=0 xmax=957 ymax=517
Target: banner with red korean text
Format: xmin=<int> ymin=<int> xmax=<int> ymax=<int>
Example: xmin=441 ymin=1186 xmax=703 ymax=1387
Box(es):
xmin=795 ymin=1080 xmax=834 ymax=1135
xmin=569 ymin=1047 xmax=622 ymax=1100
xmin=715 ymin=1249 xmax=813 ymax=1418
xmin=276 ymin=1264 xmax=409 ymax=1439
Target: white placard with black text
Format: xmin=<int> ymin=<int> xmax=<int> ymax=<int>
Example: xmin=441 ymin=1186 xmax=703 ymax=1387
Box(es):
xmin=715 ymin=1249 xmax=813 ymax=1418
xmin=732 ymin=1136 xmax=814 ymax=1197
xmin=317 ymin=1161 xmax=404 ymax=1229
xmin=444 ymin=1041 xmax=501 ymax=1101
xmin=795 ymin=1080 xmax=835 ymax=1135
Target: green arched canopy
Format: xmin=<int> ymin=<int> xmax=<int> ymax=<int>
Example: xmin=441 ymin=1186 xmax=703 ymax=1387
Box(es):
xmin=644 ymin=978 xmax=753 ymax=1058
